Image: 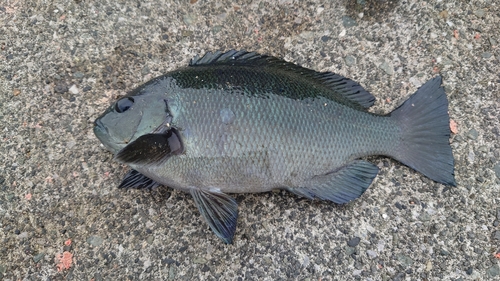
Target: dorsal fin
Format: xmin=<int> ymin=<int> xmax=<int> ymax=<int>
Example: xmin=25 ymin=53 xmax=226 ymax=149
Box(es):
xmin=189 ymin=50 xmax=375 ymax=108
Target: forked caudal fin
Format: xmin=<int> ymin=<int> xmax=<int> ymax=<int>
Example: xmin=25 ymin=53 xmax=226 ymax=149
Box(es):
xmin=390 ymin=76 xmax=456 ymax=186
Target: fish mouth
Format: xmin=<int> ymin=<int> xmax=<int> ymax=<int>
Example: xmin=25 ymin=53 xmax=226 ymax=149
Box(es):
xmin=93 ymin=119 xmax=112 ymax=150
xmin=93 ymin=118 xmax=109 ymax=139
xmin=93 ymin=119 xmax=125 ymax=153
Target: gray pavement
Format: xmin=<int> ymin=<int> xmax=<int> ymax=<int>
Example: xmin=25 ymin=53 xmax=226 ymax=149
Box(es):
xmin=1 ymin=0 xmax=499 ymax=280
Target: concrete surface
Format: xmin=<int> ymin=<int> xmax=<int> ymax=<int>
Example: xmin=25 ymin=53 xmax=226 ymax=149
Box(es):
xmin=1 ymin=0 xmax=499 ymax=280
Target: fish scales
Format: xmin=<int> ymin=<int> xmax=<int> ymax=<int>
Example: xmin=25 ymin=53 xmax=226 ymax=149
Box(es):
xmin=94 ymin=50 xmax=455 ymax=243
xmin=156 ymin=75 xmax=397 ymax=193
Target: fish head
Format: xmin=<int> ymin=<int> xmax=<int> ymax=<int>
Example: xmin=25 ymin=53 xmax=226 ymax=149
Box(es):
xmin=94 ymin=90 xmax=171 ymax=155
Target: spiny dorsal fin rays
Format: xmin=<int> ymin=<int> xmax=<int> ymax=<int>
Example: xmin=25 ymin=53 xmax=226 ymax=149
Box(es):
xmin=189 ymin=50 xmax=375 ymax=108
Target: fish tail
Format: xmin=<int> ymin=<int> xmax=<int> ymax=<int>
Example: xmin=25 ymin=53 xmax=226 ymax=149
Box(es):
xmin=389 ymin=76 xmax=456 ymax=186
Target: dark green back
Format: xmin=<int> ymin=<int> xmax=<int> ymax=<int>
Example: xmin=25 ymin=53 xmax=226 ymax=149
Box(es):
xmin=168 ymin=50 xmax=375 ymax=111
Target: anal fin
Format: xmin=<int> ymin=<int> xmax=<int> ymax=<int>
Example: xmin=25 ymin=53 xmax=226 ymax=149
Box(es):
xmin=190 ymin=189 xmax=238 ymax=244
xmin=288 ymin=160 xmax=379 ymax=204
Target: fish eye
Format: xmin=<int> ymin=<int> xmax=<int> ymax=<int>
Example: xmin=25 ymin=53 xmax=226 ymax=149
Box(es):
xmin=115 ymin=97 xmax=134 ymax=113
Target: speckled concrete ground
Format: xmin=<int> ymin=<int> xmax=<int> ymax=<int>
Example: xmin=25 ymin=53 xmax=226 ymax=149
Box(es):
xmin=1 ymin=0 xmax=499 ymax=280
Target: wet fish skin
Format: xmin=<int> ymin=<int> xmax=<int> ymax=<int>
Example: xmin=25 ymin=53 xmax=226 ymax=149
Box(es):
xmin=94 ymin=50 xmax=455 ymax=244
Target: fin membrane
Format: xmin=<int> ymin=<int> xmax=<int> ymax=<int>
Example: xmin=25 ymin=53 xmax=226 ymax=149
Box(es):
xmin=288 ymin=160 xmax=379 ymax=204
xmin=190 ymin=189 xmax=238 ymax=244
xmin=390 ymin=76 xmax=456 ymax=186
xmin=118 ymin=169 xmax=161 ymax=189
xmin=190 ymin=50 xmax=375 ymax=108
xmin=115 ymin=128 xmax=183 ymax=166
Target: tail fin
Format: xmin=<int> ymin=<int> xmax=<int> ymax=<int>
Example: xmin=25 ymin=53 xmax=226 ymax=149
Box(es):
xmin=390 ymin=76 xmax=456 ymax=186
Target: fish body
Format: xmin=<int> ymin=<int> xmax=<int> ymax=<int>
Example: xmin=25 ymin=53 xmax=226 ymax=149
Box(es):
xmin=94 ymin=50 xmax=456 ymax=243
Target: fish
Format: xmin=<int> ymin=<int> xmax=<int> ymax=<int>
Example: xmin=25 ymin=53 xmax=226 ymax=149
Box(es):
xmin=93 ymin=50 xmax=456 ymax=244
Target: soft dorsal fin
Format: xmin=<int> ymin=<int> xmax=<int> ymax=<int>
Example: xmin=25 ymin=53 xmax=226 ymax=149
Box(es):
xmin=189 ymin=50 xmax=375 ymax=108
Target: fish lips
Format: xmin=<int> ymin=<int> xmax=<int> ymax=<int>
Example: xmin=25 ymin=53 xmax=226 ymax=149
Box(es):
xmin=94 ymin=118 xmax=121 ymax=154
xmin=93 ymin=118 xmax=108 ymax=140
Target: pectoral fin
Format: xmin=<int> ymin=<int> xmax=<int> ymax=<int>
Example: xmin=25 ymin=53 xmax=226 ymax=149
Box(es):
xmin=288 ymin=160 xmax=379 ymax=204
xmin=190 ymin=189 xmax=238 ymax=244
xmin=118 ymin=169 xmax=161 ymax=189
xmin=115 ymin=128 xmax=183 ymax=166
